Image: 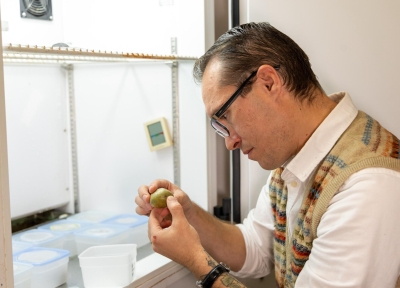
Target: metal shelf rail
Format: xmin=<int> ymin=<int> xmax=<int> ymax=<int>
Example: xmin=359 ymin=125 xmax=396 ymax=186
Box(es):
xmin=2 ymin=43 xmax=198 ymax=64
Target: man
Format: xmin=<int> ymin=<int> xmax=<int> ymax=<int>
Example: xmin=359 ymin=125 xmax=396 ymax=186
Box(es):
xmin=136 ymin=22 xmax=400 ymax=288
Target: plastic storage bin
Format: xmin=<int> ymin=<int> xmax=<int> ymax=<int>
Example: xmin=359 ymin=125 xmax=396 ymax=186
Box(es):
xmin=102 ymin=213 xmax=149 ymax=247
xmin=38 ymin=219 xmax=93 ymax=257
xmin=12 ymin=241 xmax=34 ymax=255
xmin=79 ymin=244 xmax=137 ymax=288
xmin=13 ymin=261 xmax=33 ymax=288
xmin=74 ymin=224 xmax=130 ymax=254
xmin=12 ymin=229 xmax=65 ymax=249
xmin=67 ymin=210 xmax=117 ymax=224
xmin=13 ymin=247 xmax=70 ymax=288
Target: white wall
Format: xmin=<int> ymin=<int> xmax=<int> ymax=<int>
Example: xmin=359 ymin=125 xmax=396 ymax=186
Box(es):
xmin=179 ymin=61 xmax=209 ymax=210
xmin=240 ymin=0 xmax=400 ymax=219
xmin=73 ymin=62 xmax=174 ymax=213
xmin=1 ymin=0 xmax=65 ymax=46
xmin=248 ymin=0 xmax=400 ymax=137
xmin=61 ymin=0 xmax=205 ymax=56
xmin=4 ymin=64 xmax=70 ymax=219
xmin=1 ymin=0 xmax=206 ymax=56
xmin=73 ymin=60 xmax=208 ymax=213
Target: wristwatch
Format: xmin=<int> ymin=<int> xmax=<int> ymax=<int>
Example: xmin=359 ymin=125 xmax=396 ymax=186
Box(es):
xmin=196 ymin=262 xmax=230 ymax=288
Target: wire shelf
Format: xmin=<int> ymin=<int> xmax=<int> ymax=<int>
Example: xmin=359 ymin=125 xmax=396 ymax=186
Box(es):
xmin=2 ymin=44 xmax=198 ymax=64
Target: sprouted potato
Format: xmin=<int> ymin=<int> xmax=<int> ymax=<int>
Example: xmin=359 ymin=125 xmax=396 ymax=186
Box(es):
xmin=150 ymin=188 xmax=173 ymax=208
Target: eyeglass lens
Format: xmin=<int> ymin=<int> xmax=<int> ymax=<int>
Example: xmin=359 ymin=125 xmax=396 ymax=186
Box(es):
xmin=210 ymin=118 xmax=229 ymax=137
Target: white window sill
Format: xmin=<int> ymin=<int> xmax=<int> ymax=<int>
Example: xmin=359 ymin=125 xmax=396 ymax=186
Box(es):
xmin=127 ymin=253 xmax=191 ymax=287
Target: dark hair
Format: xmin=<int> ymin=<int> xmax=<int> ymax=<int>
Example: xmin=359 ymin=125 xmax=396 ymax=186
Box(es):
xmin=193 ymin=22 xmax=323 ymax=101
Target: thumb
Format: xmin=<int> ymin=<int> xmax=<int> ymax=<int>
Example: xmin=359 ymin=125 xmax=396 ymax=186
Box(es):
xmin=166 ymin=196 xmax=186 ymax=222
xmin=148 ymin=209 xmax=163 ymax=235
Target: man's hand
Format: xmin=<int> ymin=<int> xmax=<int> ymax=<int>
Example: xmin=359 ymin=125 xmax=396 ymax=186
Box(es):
xmin=149 ymin=196 xmax=203 ymax=268
xmin=135 ymin=179 xmax=194 ymax=228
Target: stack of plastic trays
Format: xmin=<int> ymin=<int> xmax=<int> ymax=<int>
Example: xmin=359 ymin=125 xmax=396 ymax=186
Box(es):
xmin=12 ymin=241 xmax=34 ymax=255
xmin=73 ymin=223 xmax=130 ymax=255
xmin=38 ymin=219 xmax=93 ymax=257
xmin=12 ymin=229 xmax=65 ymax=249
xmin=13 ymin=261 xmax=33 ymax=288
xmin=67 ymin=210 xmax=118 ymax=224
xmin=102 ymin=213 xmax=149 ymax=247
xmin=13 ymin=247 xmax=70 ymax=288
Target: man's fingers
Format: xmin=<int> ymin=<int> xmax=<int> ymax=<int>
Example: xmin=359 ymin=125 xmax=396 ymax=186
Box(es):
xmin=138 ymin=185 xmax=150 ymax=198
xmin=150 ymin=208 xmax=165 ymax=222
xmin=166 ymin=196 xmax=185 ymax=222
xmin=135 ymin=205 xmax=150 ymax=216
xmin=148 ymin=209 xmax=164 ymax=238
xmin=135 ymin=193 xmax=152 ymax=216
xmin=148 ymin=179 xmax=175 ymax=194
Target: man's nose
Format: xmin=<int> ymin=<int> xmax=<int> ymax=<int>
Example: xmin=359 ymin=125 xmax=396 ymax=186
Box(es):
xmin=224 ymin=133 xmax=241 ymax=150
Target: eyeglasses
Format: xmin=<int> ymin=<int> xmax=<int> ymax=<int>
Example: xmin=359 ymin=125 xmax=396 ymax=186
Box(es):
xmin=210 ymin=70 xmax=257 ymax=137
xmin=210 ymin=66 xmax=280 ymax=138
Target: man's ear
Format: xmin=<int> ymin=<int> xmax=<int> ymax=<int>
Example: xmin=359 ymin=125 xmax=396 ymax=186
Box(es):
xmin=257 ymin=65 xmax=282 ymax=93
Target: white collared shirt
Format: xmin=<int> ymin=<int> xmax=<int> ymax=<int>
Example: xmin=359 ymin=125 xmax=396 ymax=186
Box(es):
xmin=234 ymin=92 xmax=400 ymax=287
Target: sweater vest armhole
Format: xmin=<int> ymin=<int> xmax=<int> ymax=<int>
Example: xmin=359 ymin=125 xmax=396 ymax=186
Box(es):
xmin=311 ymin=157 xmax=400 ymax=239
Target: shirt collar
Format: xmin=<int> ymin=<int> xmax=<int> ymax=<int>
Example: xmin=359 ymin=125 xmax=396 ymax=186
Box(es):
xmin=281 ymin=92 xmax=358 ymax=182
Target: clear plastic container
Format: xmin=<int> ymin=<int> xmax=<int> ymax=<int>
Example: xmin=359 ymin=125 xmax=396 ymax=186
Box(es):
xmin=38 ymin=220 xmax=93 ymax=257
xmin=13 ymin=247 xmax=70 ymax=288
xmin=74 ymin=224 xmax=130 ymax=255
xmin=13 ymin=261 xmax=33 ymax=288
xmin=12 ymin=241 xmax=34 ymax=255
xmin=78 ymin=244 xmax=137 ymax=288
xmin=102 ymin=213 xmax=149 ymax=247
xmin=12 ymin=229 xmax=65 ymax=249
xmin=67 ymin=210 xmax=118 ymax=224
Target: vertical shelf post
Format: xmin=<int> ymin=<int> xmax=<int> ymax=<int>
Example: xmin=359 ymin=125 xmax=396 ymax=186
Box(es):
xmin=63 ymin=64 xmax=80 ymax=213
xmin=171 ymin=37 xmax=180 ymax=186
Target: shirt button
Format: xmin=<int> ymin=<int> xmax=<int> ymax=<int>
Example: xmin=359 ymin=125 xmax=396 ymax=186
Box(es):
xmin=291 ymin=181 xmax=298 ymax=188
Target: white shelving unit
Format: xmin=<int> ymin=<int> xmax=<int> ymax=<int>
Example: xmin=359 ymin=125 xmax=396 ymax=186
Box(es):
xmin=4 ymin=42 xmax=197 ymax=215
xmin=0 ymin=43 xmax=199 ymax=287
xmin=0 ymin=0 xmax=216 ymax=286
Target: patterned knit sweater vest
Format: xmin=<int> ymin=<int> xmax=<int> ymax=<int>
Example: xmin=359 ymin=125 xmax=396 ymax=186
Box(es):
xmin=269 ymin=111 xmax=400 ymax=288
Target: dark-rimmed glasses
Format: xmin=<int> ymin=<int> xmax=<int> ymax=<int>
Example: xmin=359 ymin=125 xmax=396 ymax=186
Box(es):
xmin=210 ymin=66 xmax=280 ymax=137
xmin=210 ymin=70 xmax=257 ymax=137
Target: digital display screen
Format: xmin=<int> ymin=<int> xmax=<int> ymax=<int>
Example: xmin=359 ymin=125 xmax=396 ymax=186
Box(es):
xmin=147 ymin=121 xmax=166 ymax=146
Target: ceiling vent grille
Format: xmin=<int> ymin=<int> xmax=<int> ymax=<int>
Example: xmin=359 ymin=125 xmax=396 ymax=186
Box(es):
xmin=20 ymin=0 xmax=53 ymax=21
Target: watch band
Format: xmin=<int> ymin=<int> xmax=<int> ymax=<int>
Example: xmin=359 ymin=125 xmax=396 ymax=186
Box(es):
xmin=196 ymin=263 xmax=230 ymax=288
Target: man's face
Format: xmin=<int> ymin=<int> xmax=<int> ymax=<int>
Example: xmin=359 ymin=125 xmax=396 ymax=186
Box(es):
xmin=202 ymin=60 xmax=294 ymax=170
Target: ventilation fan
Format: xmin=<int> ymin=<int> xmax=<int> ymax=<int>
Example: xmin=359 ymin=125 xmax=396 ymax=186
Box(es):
xmin=20 ymin=0 xmax=53 ymax=21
